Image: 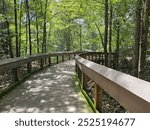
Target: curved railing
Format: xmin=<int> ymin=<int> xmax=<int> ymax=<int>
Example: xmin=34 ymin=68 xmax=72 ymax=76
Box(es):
xmin=75 ymin=52 xmax=150 ymax=112
xmin=0 ymin=51 xmax=81 ymax=97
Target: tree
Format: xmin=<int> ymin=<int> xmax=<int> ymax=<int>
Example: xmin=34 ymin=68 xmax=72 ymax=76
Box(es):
xmin=134 ymin=0 xmax=142 ymax=77
xmin=26 ymin=0 xmax=32 ymax=55
xmin=42 ymin=0 xmax=48 ymax=53
xmin=108 ymin=1 xmax=113 ymax=67
xmin=134 ymin=0 xmax=149 ymax=77
xmin=103 ymin=0 xmax=109 ymax=66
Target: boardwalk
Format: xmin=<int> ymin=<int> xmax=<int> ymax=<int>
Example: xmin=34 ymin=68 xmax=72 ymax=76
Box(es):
xmin=0 ymin=60 xmax=92 ymax=113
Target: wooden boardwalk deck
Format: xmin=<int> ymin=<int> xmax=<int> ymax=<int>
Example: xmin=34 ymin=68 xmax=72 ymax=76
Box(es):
xmin=0 ymin=60 xmax=92 ymax=113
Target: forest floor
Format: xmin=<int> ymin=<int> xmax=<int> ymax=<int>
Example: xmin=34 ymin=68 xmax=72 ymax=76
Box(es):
xmin=0 ymin=60 xmax=92 ymax=113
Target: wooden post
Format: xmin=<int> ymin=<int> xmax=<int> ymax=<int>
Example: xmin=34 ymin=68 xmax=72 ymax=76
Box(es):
xmin=81 ymin=72 xmax=89 ymax=90
xmin=75 ymin=63 xmax=78 ymax=73
xmin=48 ymin=57 xmax=51 ymax=66
xmin=57 ymin=56 xmax=59 ymax=64
xmin=69 ymin=54 xmax=71 ymax=60
xmin=78 ymin=68 xmax=82 ymax=83
xmin=62 ymin=55 xmax=64 ymax=62
xmin=102 ymin=53 xmax=104 ymax=65
xmin=27 ymin=62 xmax=32 ymax=73
xmin=94 ymin=84 xmax=103 ymax=112
xmin=40 ymin=59 xmax=44 ymax=69
xmin=12 ymin=68 xmax=19 ymax=81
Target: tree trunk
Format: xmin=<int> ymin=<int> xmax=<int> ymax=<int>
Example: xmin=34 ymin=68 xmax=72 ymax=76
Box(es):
xmin=140 ymin=0 xmax=149 ymax=73
xmin=104 ymin=0 xmax=109 ymax=66
xmin=42 ymin=0 xmax=48 ymax=53
xmin=26 ymin=0 xmax=32 ymax=55
xmin=80 ymin=24 xmax=82 ymax=51
xmin=108 ymin=3 xmax=113 ymax=67
xmin=14 ymin=0 xmax=19 ymax=57
xmin=18 ymin=2 xmax=22 ymax=57
xmin=36 ymin=12 xmax=39 ymax=53
xmin=95 ymin=22 xmax=104 ymax=52
xmin=6 ymin=20 xmax=13 ymax=58
xmin=25 ymin=19 xmax=28 ymax=55
xmin=115 ymin=20 xmax=120 ymax=69
xmin=133 ymin=0 xmax=142 ymax=77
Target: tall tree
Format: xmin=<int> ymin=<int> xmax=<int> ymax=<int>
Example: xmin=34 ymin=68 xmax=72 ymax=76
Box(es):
xmin=140 ymin=0 xmax=149 ymax=71
xmin=18 ymin=1 xmax=23 ymax=56
xmin=14 ymin=0 xmax=19 ymax=57
xmin=108 ymin=1 xmax=113 ymax=67
xmin=134 ymin=0 xmax=142 ymax=77
xmin=42 ymin=0 xmax=48 ymax=53
xmin=134 ymin=0 xmax=149 ymax=77
xmin=103 ymin=0 xmax=109 ymax=66
xmin=26 ymin=0 xmax=32 ymax=55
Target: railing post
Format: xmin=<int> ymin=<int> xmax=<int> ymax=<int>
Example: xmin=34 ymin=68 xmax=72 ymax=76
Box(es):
xmin=75 ymin=62 xmax=78 ymax=73
xmin=57 ymin=56 xmax=59 ymax=64
xmin=40 ymin=59 xmax=44 ymax=69
xmin=81 ymin=72 xmax=89 ymax=90
xmin=12 ymin=68 xmax=19 ymax=82
xmin=69 ymin=54 xmax=71 ymax=60
xmin=48 ymin=57 xmax=51 ymax=66
xmin=94 ymin=84 xmax=103 ymax=112
xmin=27 ymin=62 xmax=32 ymax=73
xmin=62 ymin=55 xmax=64 ymax=62
xmin=78 ymin=68 xmax=82 ymax=83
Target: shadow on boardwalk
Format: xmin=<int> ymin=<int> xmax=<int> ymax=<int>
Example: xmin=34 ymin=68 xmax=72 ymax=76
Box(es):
xmin=0 ymin=60 xmax=91 ymax=113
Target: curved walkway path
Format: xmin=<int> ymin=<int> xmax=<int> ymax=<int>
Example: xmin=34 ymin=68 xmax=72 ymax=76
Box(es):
xmin=0 ymin=60 xmax=92 ymax=113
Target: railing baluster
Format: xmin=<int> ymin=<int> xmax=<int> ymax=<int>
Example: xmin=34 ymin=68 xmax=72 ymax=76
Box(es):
xmin=57 ymin=56 xmax=59 ymax=64
xmin=48 ymin=57 xmax=51 ymax=66
xmin=62 ymin=55 xmax=64 ymax=62
xmin=27 ymin=62 xmax=32 ymax=73
xmin=69 ymin=54 xmax=71 ymax=60
xmin=40 ymin=59 xmax=44 ymax=69
xmin=94 ymin=84 xmax=103 ymax=112
xmin=82 ymin=72 xmax=88 ymax=90
xmin=12 ymin=68 xmax=19 ymax=82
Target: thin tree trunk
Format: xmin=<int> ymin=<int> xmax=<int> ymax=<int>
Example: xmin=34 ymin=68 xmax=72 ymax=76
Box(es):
xmin=79 ymin=24 xmax=82 ymax=51
xmin=104 ymin=0 xmax=109 ymax=66
xmin=133 ymin=0 xmax=142 ymax=77
xmin=26 ymin=0 xmax=32 ymax=55
xmin=42 ymin=0 xmax=48 ymax=53
xmin=25 ymin=20 xmax=28 ymax=55
xmin=95 ymin=22 xmax=104 ymax=51
xmin=18 ymin=2 xmax=22 ymax=56
xmin=36 ymin=13 xmax=39 ymax=53
xmin=6 ymin=20 xmax=13 ymax=58
xmin=115 ymin=20 xmax=120 ymax=69
xmin=14 ymin=0 xmax=19 ymax=57
xmin=140 ymin=0 xmax=149 ymax=72
xmin=108 ymin=3 xmax=113 ymax=67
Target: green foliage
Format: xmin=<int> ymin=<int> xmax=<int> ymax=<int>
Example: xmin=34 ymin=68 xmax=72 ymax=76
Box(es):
xmin=0 ymin=0 xmax=148 ymax=58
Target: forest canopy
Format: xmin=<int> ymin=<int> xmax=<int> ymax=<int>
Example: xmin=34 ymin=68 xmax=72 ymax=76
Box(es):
xmin=0 ymin=0 xmax=149 ymax=78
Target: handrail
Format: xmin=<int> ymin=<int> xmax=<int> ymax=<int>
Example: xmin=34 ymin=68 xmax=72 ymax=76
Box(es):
xmin=0 ymin=51 xmax=82 ymax=97
xmin=0 ymin=51 xmax=82 ymax=74
xmin=75 ymin=53 xmax=150 ymax=112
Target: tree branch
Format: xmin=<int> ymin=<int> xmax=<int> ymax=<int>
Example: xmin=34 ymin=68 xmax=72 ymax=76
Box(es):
xmin=94 ymin=22 xmax=104 ymax=46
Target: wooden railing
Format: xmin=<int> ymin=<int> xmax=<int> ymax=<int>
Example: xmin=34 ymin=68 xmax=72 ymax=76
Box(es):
xmin=75 ymin=52 xmax=150 ymax=112
xmin=0 ymin=51 xmax=81 ymax=97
